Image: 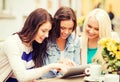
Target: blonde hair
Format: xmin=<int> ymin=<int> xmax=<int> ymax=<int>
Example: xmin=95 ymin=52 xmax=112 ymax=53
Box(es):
xmin=81 ymin=8 xmax=112 ymax=65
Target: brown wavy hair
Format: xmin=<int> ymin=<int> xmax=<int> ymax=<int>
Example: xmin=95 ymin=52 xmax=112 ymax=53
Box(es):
xmin=18 ymin=8 xmax=53 ymax=67
xmin=53 ymin=6 xmax=77 ymax=38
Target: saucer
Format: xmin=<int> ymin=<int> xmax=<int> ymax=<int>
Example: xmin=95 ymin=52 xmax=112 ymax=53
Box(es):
xmin=84 ymin=76 xmax=99 ymax=81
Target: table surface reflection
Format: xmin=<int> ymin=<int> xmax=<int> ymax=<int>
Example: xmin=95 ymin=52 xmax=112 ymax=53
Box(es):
xmin=36 ymin=76 xmax=85 ymax=82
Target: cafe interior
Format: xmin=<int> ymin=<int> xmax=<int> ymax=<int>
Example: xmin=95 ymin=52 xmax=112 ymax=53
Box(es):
xmin=0 ymin=0 xmax=120 ymax=41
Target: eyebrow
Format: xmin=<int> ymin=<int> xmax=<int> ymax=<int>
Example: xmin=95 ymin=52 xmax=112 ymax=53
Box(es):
xmin=41 ymin=28 xmax=51 ymax=31
xmin=61 ymin=26 xmax=73 ymax=29
xmin=88 ymin=24 xmax=99 ymax=28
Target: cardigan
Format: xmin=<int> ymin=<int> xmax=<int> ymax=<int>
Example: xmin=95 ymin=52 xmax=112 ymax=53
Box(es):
xmin=0 ymin=34 xmax=52 ymax=82
xmin=0 ymin=42 xmax=12 ymax=82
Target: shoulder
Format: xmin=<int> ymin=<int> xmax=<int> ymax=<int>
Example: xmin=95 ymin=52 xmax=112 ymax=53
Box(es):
xmin=4 ymin=34 xmax=21 ymax=43
xmin=4 ymin=34 xmax=22 ymax=50
xmin=68 ymin=33 xmax=81 ymax=46
xmin=69 ymin=33 xmax=80 ymax=41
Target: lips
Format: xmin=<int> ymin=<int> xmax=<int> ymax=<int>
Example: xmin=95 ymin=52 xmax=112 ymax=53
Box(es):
xmin=61 ymin=34 xmax=69 ymax=39
xmin=39 ymin=37 xmax=44 ymax=43
xmin=87 ymin=31 xmax=94 ymax=36
xmin=88 ymin=34 xmax=94 ymax=37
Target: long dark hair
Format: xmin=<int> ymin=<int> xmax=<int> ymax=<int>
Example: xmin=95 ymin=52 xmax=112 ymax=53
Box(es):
xmin=53 ymin=6 xmax=77 ymax=38
xmin=18 ymin=8 xmax=53 ymax=67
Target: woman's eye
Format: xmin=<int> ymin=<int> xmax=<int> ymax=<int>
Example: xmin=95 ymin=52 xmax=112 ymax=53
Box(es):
xmin=61 ymin=27 xmax=65 ymax=30
xmin=42 ymin=30 xmax=46 ymax=32
xmin=95 ymin=28 xmax=99 ymax=31
xmin=88 ymin=25 xmax=91 ymax=28
xmin=69 ymin=28 xmax=73 ymax=30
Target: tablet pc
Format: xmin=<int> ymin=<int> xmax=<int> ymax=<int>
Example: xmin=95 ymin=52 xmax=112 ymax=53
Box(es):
xmin=59 ymin=65 xmax=89 ymax=78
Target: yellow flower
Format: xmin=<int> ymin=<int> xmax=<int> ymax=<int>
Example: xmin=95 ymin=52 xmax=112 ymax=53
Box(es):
xmin=115 ymin=51 xmax=120 ymax=59
xmin=118 ymin=46 xmax=120 ymax=51
xmin=98 ymin=38 xmax=111 ymax=47
xmin=107 ymin=42 xmax=117 ymax=52
xmin=98 ymin=38 xmax=120 ymax=73
xmin=77 ymin=16 xmax=85 ymax=27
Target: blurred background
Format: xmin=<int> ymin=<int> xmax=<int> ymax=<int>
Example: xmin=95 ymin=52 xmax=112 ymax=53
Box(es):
xmin=0 ymin=0 xmax=120 ymax=41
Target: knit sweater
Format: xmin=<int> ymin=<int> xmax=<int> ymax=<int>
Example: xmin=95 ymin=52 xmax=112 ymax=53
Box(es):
xmin=0 ymin=34 xmax=51 ymax=82
xmin=0 ymin=42 xmax=11 ymax=82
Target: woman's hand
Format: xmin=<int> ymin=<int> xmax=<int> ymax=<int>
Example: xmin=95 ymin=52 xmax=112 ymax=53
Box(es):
xmin=48 ymin=63 xmax=70 ymax=75
xmin=58 ymin=57 xmax=77 ymax=66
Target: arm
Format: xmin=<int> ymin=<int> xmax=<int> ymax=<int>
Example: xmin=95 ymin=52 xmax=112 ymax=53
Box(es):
xmin=4 ymin=38 xmax=67 ymax=81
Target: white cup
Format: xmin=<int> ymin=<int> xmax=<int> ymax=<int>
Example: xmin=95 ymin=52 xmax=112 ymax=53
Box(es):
xmin=104 ymin=74 xmax=119 ymax=82
xmin=85 ymin=64 xmax=102 ymax=79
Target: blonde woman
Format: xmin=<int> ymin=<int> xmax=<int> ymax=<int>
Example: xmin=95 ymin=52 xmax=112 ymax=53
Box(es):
xmin=80 ymin=8 xmax=120 ymax=65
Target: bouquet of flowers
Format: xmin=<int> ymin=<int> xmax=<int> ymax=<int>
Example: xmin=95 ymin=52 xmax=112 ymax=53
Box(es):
xmin=98 ymin=38 xmax=120 ymax=73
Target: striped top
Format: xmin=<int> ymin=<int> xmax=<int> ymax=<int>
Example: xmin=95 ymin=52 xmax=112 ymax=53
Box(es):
xmin=1 ymin=34 xmax=49 ymax=81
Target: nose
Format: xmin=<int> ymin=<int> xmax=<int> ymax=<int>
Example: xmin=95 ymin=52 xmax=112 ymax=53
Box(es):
xmin=45 ymin=33 xmax=49 ymax=38
xmin=64 ymin=29 xmax=69 ymax=34
xmin=89 ymin=28 xmax=94 ymax=33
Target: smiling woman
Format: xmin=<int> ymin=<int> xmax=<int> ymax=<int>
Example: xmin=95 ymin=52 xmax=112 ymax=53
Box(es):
xmin=0 ymin=8 xmax=69 ymax=82
xmin=86 ymin=16 xmax=99 ymax=39
xmin=35 ymin=21 xmax=52 ymax=43
xmin=80 ymin=8 xmax=119 ymax=65
xmin=81 ymin=8 xmax=118 ymax=72
xmin=46 ymin=6 xmax=81 ymax=78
